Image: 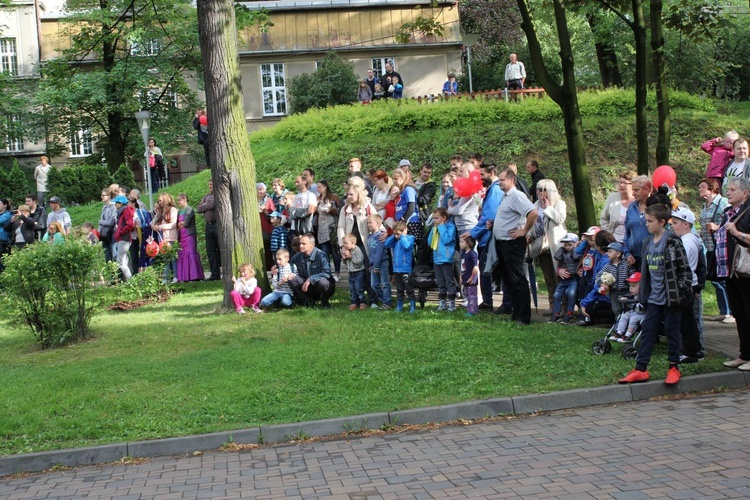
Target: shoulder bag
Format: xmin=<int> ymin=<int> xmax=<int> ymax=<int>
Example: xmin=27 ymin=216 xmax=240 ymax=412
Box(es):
xmin=731 ymin=205 xmax=750 ymax=279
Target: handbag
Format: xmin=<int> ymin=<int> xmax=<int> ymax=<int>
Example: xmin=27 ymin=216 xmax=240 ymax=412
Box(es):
xmin=148 ymin=155 xmax=156 ymax=168
xmin=731 ymin=205 xmax=750 ymax=279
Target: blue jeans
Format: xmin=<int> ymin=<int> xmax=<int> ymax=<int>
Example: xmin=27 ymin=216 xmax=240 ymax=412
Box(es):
xmin=371 ymin=262 xmax=392 ymax=305
xmin=318 ymin=241 xmax=341 ymax=274
xmin=711 ymin=280 xmax=730 ymax=316
xmin=553 ymin=278 xmax=578 ymax=315
xmin=260 ymin=291 xmax=293 ymax=308
xmin=349 ymin=270 xmax=366 ymax=305
xmin=635 ymin=303 xmax=683 ymax=370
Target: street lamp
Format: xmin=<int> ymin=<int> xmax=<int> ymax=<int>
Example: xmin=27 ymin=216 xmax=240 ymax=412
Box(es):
xmin=462 ymin=34 xmax=480 ymax=94
xmin=134 ymin=110 xmax=153 ymax=209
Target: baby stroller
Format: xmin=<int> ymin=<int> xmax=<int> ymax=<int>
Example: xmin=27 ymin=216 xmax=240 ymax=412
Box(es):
xmin=410 ymin=236 xmax=437 ymax=308
xmin=591 ymin=312 xmax=643 ymax=360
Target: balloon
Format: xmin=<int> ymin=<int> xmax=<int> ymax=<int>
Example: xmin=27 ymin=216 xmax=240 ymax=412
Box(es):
xmin=145 ymin=240 xmax=159 ymax=258
xmin=469 ymin=170 xmax=481 ymax=183
xmin=199 ymin=115 xmax=208 ymax=126
xmin=652 ymin=165 xmax=676 ymax=188
xmin=453 ymin=177 xmax=483 ymax=197
xmin=159 ymin=240 xmax=171 ymax=255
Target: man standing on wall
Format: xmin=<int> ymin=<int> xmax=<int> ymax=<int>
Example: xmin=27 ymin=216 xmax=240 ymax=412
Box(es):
xmin=526 ymin=160 xmax=546 ymax=203
xmin=505 ymin=53 xmax=526 ymax=91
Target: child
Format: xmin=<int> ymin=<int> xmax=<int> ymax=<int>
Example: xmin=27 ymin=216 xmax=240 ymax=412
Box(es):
xmin=390 ymin=75 xmax=403 ymax=99
xmin=367 ymin=214 xmax=392 ymax=310
xmin=385 ymin=221 xmax=416 ymax=312
xmin=373 ymin=82 xmax=385 ymax=100
xmin=460 ymin=235 xmax=479 ymax=316
xmin=230 ymin=263 xmax=262 ymax=314
xmin=383 ymin=185 xmax=400 ymax=234
xmin=81 ymin=222 xmax=99 ymax=245
xmin=578 ymin=230 xmax=616 ymax=326
xmin=341 ymin=233 xmax=366 ymax=310
xmin=701 ymin=130 xmax=738 ymax=183
xmin=43 ymin=221 xmax=66 ymax=244
xmin=269 ymin=211 xmax=289 ymax=255
xmin=612 ymin=272 xmax=646 ymax=343
xmin=670 ymin=207 xmax=706 ymax=363
xmin=550 ymin=232 xmax=582 ymax=324
xmin=260 ymin=248 xmax=297 ymax=309
xmin=619 ymin=203 xmax=693 ymax=386
xmin=358 ymin=80 xmax=372 ymax=104
xmin=575 ymin=226 xmax=601 ymax=301
xmin=428 ymin=207 xmax=457 ymax=311
xmin=600 ymin=241 xmax=630 ymax=315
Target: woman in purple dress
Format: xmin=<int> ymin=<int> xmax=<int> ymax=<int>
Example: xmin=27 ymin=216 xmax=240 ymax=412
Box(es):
xmin=176 ymin=193 xmax=205 ymax=282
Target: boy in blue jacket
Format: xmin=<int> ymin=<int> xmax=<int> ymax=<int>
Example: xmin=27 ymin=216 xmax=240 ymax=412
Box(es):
xmin=428 ymin=207 xmax=457 ymax=311
xmin=384 ymin=221 xmax=416 ymax=312
xmin=367 ymin=214 xmax=392 ymax=310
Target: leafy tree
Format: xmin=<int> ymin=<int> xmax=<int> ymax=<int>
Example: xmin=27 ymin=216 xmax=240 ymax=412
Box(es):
xmin=112 ymin=164 xmax=136 ymax=191
xmin=4 ymin=159 xmax=30 ymax=207
xmin=288 ymin=52 xmax=359 ymax=114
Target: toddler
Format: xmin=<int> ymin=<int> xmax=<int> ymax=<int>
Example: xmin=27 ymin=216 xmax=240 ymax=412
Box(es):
xmin=612 ymin=272 xmax=645 ymax=343
xmin=231 ymin=263 xmax=261 ymax=314
xmin=701 ymin=130 xmax=738 ymax=182
xmin=373 ymin=82 xmax=385 ymax=100
xmin=261 ymin=248 xmax=297 ymax=309
xmin=428 ymin=207 xmax=457 ymax=311
xmin=390 ymin=75 xmax=403 ymax=99
xmin=600 ymin=241 xmax=630 ymax=315
xmin=367 ymin=214 xmax=392 ymax=309
xmin=81 ymin=222 xmax=99 ymax=245
xmin=460 ymin=235 xmax=479 ymax=316
xmin=341 ymin=233 xmax=366 ymax=310
xmin=550 ymin=232 xmax=582 ymax=324
xmin=385 ymin=221 xmax=416 ymax=312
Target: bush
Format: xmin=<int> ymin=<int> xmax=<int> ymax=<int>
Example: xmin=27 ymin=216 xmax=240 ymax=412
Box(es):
xmin=288 ymin=51 xmax=359 ymax=114
xmin=4 ymin=159 xmax=29 ymax=207
xmin=47 ymin=163 xmax=111 ymax=205
xmin=112 ymin=164 xmax=136 ymax=191
xmin=0 ymin=240 xmax=109 ymax=348
xmin=119 ymin=266 xmax=167 ymax=301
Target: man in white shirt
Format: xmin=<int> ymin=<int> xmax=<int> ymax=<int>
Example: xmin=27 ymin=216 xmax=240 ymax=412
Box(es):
xmin=34 ymin=156 xmax=51 ymax=207
xmin=504 ymin=53 xmax=526 ymax=91
xmin=291 ymin=176 xmax=317 ymax=236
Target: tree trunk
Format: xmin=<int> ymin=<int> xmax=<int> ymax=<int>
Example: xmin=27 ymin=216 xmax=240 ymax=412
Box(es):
xmin=516 ymin=0 xmax=596 ymax=230
xmin=632 ymin=0 xmax=649 ymax=175
xmin=587 ymin=12 xmax=623 ymax=88
xmin=100 ymin=0 xmax=127 ymax=172
xmin=650 ymin=0 xmax=670 ymax=166
xmin=197 ymin=0 xmax=268 ymax=307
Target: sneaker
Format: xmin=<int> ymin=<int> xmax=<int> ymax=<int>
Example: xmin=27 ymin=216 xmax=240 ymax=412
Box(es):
xmin=617 ymin=335 xmax=632 ymax=344
xmin=723 ymin=358 xmax=749 ymax=368
xmin=679 ymin=354 xmax=701 ymax=364
xmin=360 ymin=304 xmax=367 ymax=310
xmin=171 ymin=277 xmax=178 ymax=284
xmin=548 ymin=314 xmax=561 ymax=323
xmin=349 ymin=304 xmax=357 ymax=311
xmin=333 ymin=274 xmax=340 ymax=282
xmin=665 ymin=366 xmax=681 ymax=385
xmin=378 ymin=303 xmax=391 ymax=311
xmin=370 ymin=303 xmax=379 ymax=310
xmin=723 ymin=315 xmax=736 ymax=324
xmin=237 ymin=307 xmax=246 ymax=315
xmin=560 ymin=315 xmax=573 ymax=325
xmin=253 ymin=307 xmax=262 ymax=314
xmin=576 ymin=317 xmax=593 ymax=327
xmin=465 ymin=312 xmax=476 ymax=317
xmin=618 ymin=369 xmax=650 ymax=384
xmin=610 ymin=333 xmax=622 ymax=342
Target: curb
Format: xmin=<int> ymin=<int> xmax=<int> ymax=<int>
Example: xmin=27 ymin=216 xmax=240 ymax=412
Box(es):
xmin=2 ymin=370 xmax=749 ymax=477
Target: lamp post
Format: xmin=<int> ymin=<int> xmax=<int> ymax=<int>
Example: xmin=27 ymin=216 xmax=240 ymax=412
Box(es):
xmin=134 ymin=110 xmax=152 ymax=209
xmin=462 ymin=34 xmax=480 ymax=94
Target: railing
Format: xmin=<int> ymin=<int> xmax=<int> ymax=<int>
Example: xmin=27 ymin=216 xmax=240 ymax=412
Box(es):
xmin=408 ymin=87 xmax=546 ymax=103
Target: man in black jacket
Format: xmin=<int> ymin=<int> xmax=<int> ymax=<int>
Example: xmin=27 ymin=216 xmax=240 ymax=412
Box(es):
xmin=379 ymin=62 xmax=403 ymax=99
xmin=526 ymin=160 xmax=546 ymax=203
xmin=25 ymin=194 xmax=47 ymax=241
xmin=415 ymin=163 xmax=437 ymax=222
xmin=192 ymin=108 xmax=210 ymax=167
xmin=289 ymin=234 xmax=335 ymax=307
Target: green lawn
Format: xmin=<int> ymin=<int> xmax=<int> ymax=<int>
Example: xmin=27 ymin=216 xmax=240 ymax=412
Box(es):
xmin=0 ymin=281 xmax=727 ymax=456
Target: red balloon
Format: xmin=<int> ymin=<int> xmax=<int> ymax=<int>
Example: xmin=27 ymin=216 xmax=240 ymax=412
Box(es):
xmin=453 ymin=177 xmax=483 ymax=197
xmin=145 ymin=240 xmax=159 ymax=258
xmin=469 ymin=170 xmax=481 ymax=183
xmin=652 ymin=165 xmax=676 ymax=188
xmin=199 ymin=115 xmax=208 ymax=126
xmin=159 ymin=241 xmax=171 ymax=255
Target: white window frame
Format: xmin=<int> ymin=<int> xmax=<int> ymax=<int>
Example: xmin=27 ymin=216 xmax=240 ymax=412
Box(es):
xmin=371 ymin=57 xmax=396 ymax=79
xmin=70 ymin=126 xmax=93 ymax=157
xmin=5 ymin=115 xmax=24 ymax=153
xmin=260 ymin=63 xmax=287 ymax=116
xmin=130 ymin=39 xmax=161 ymax=57
xmin=0 ymin=38 xmax=18 ymax=76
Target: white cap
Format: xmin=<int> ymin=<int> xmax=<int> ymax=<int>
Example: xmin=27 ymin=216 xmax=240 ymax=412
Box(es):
xmin=671 ymin=206 xmax=695 ymax=225
xmin=398 ymin=159 xmax=411 ymax=167
xmin=559 ymin=232 xmax=579 ymax=243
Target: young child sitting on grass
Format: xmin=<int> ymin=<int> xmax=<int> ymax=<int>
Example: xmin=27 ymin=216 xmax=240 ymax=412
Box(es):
xmin=261 ymin=248 xmax=297 ymax=309
xmin=385 ymin=221 xmax=416 ymax=312
xmin=550 ymin=232 xmax=582 ymax=324
xmin=231 ymin=263 xmax=261 ymax=314
xmin=341 ymin=233 xmax=366 ymax=310
xmin=612 ymin=272 xmax=645 ymax=343
xmin=428 ymin=207 xmax=457 ymax=312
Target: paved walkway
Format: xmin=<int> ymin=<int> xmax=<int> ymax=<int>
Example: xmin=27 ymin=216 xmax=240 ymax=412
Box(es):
xmin=2 ymin=390 xmax=749 ymax=499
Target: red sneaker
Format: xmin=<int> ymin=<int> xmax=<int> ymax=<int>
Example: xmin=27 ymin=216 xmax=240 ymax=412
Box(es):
xmin=618 ymin=369 xmax=650 ymax=384
xmin=665 ymin=366 xmax=681 ymax=385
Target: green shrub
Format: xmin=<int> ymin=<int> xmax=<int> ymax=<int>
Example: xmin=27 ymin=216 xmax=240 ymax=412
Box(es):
xmin=47 ymin=163 xmax=111 ymax=205
xmin=119 ymin=266 xmax=167 ymax=301
xmin=4 ymin=159 xmax=30 ymax=207
xmin=288 ymin=51 xmax=359 ymax=114
xmin=112 ymin=164 xmax=136 ymax=191
xmin=0 ymin=240 xmax=109 ymax=348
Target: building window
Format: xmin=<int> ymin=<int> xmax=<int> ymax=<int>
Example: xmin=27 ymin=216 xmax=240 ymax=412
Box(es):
xmin=371 ymin=57 xmax=396 ymax=79
xmin=261 ymin=63 xmax=286 ymax=116
xmin=0 ymin=38 xmax=18 ymax=76
xmin=130 ymin=39 xmax=162 ymax=57
xmin=70 ymin=126 xmax=93 ymax=157
xmin=4 ymin=115 xmax=24 ymax=152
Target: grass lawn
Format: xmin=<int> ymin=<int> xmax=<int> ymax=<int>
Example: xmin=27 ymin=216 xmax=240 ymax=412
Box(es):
xmin=0 ymin=281 xmax=728 ymax=457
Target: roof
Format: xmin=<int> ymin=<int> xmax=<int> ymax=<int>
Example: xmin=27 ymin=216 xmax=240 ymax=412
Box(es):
xmin=239 ymin=0 xmax=456 ymax=12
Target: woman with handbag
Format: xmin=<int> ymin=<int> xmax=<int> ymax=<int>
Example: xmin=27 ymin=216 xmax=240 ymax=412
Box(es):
xmin=316 ymin=180 xmax=341 ymax=281
xmin=98 ymin=187 xmax=118 ymax=263
xmin=527 ymin=179 xmax=567 ymax=303
xmin=147 ymin=138 xmax=164 ymax=194
xmin=698 ymin=178 xmax=732 ymax=323
xmin=715 ymin=176 xmax=750 ymax=371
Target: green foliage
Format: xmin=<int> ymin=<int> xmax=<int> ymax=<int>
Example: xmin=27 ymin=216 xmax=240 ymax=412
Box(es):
xmin=288 ymin=51 xmax=359 ymax=114
xmin=395 ymin=6 xmax=445 ymax=44
xmin=112 ymin=164 xmax=136 ymax=191
xmin=0 ymin=240 xmax=107 ymax=348
xmin=47 ymin=163 xmax=112 ymax=205
xmin=4 ymin=159 xmax=30 ymax=207
xmin=119 ymin=266 xmax=167 ymax=301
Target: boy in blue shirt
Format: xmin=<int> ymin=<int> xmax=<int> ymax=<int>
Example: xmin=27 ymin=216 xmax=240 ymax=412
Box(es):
xmin=367 ymin=214 xmax=392 ymax=310
xmin=385 ymin=221 xmax=416 ymax=312
xmin=269 ymin=212 xmax=289 ymax=255
xmin=428 ymin=207 xmax=457 ymax=312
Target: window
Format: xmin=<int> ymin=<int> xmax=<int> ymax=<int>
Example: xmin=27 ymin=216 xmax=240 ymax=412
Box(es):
xmin=261 ymin=63 xmax=287 ymax=116
xmin=371 ymin=57 xmax=396 ymax=79
xmin=70 ymin=126 xmax=93 ymax=157
xmin=130 ymin=39 xmax=161 ymax=57
xmin=0 ymin=38 xmax=18 ymax=76
xmin=4 ymin=115 xmax=24 ymax=152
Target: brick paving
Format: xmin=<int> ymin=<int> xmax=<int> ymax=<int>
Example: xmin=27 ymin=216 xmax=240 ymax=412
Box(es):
xmin=3 ymin=390 xmax=749 ymax=499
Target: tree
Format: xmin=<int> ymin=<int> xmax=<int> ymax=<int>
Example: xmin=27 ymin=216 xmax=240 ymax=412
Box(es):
xmin=34 ymin=0 xmax=202 ymax=171
xmin=197 ymin=0 xmax=268 ymax=307
xmin=288 ymin=52 xmax=359 ymax=114
xmin=650 ymin=0 xmax=669 ymax=166
xmin=5 ymin=159 xmax=29 ymax=207
xmin=584 ymin=10 xmax=623 ymax=88
xmin=515 ymin=0 xmax=596 ymax=231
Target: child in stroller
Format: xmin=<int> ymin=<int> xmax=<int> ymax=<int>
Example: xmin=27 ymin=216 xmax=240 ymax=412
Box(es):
xmin=611 ymin=272 xmax=645 ymax=343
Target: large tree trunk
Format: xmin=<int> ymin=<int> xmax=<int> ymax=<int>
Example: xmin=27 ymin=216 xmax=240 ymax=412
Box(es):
xmin=516 ymin=0 xmax=596 ymax=230
xmin=650 ymin=0 xmax=670 ymax=166
xmin=586 ymin=12 xmax=623 ymax=88
xmin=197 ymin=0 xmax=268 ymax=307
xmin=632 ymin=0 xmax=649 ymax=175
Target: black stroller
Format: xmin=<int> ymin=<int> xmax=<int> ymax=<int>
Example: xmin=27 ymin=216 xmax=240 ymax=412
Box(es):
xmin=410 ymin=237 xmax=437 ymax=308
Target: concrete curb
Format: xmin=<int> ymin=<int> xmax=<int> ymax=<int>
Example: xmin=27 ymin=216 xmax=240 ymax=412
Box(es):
xmin=2 ymin=371 xmax=748 ymax=477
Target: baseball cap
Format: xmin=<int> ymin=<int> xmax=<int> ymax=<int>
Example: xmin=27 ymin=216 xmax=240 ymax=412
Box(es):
xmin=582 ymin=226 xmax=600 ymax=236
xmin=113 ymin=195 xmax=128 ymax=204
xmin=49 ymin=196 xmax=61 ymax=204
xmin=269 ymin=211 xmax=282 ymax=218
xmin=604 ymin=242 xmax=625 ymax=253
xmin=626 ymin=272 xmax=642 ymax=283
xmin=671 ymin=207 xmax=695 ymax=225
xmin=398 ymin=159 xmax=412 ymax=167
xmin=559 ymin=232 xmax=579 ymax=243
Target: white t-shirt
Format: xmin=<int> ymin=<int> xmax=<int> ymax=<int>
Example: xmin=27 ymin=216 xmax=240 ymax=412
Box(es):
xmin=291 ymin=190 xmax=317 ymax=231
xmin=614 ymin=204 xmax=627 ymax=242
xmin=35 ymin=164 xmax=51 ymax=192
xmin=724 ymin=159 xmax=749 ymax=194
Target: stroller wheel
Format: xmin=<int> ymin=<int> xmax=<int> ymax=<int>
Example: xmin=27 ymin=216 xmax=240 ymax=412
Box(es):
xmin=592 ymin=340 xmax=611 ymax=355
xmin=622 ymin=346 xmax=638 ymax=360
